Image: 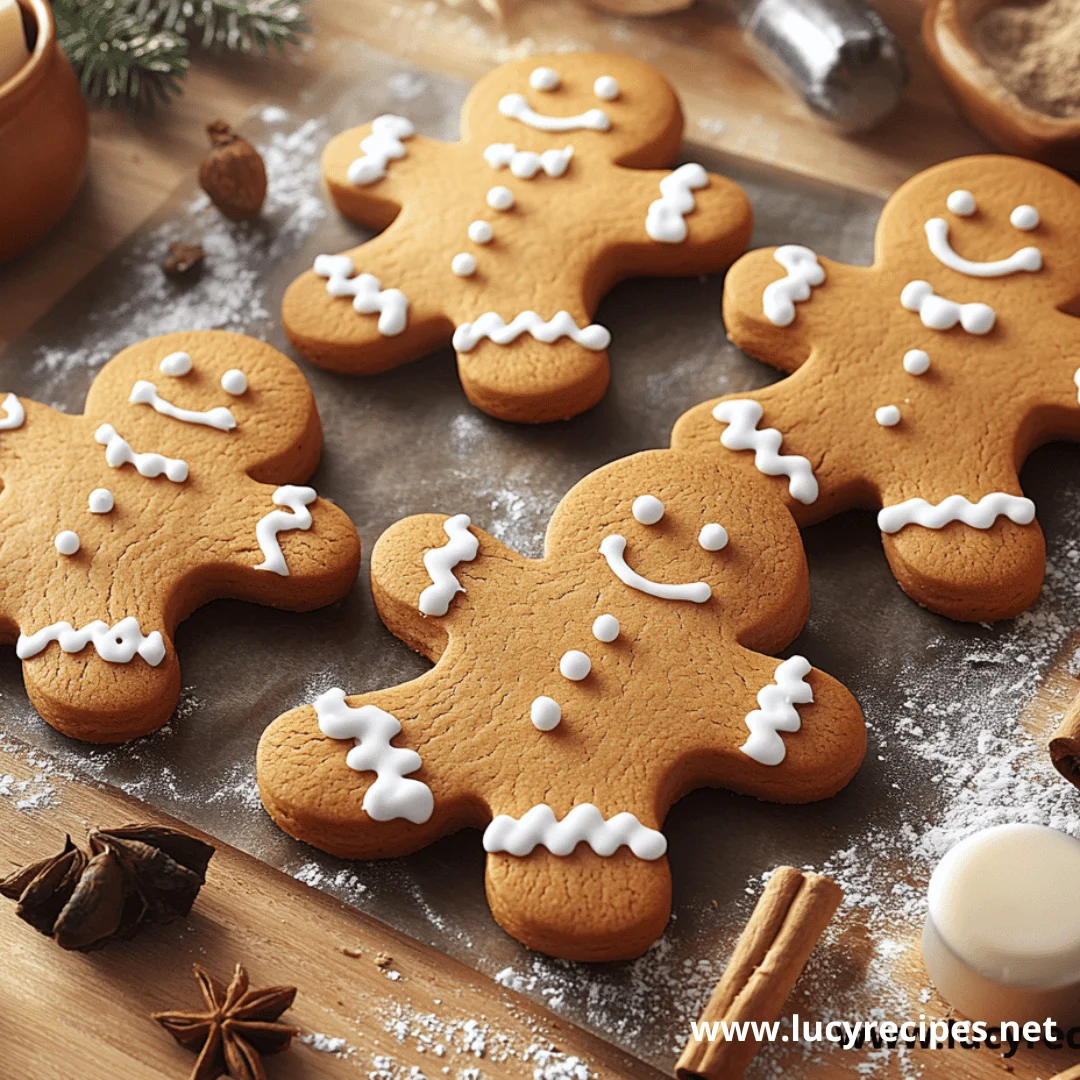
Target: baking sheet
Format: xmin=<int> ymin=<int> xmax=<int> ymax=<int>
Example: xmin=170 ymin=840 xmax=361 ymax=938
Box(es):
xmin=3 ymin=41 xmax=1080 ymax=1079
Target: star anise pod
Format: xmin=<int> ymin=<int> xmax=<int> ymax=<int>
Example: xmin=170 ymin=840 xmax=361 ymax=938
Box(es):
xmin=0 ymin=824 xmax=214 ymax=951
xmin=154 ymin=963 xmax=298 ymax=1080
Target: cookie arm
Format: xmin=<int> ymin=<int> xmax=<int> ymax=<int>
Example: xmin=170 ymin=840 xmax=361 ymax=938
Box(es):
xmin=723 ymin=249 xmax=863 ymax=375
xmin=599 ymin=165 xmax=753 ymax=280
xmin=370 ymin=512 xmax=525 ymax=662
xmin=282 ymin=228 xmax=455 ymax=375
xmin=322 ymin=123 xmax=446 ymax=230
xmin=178 ymin=479 xmax=361 ymax=614
xmin=256 ymin=671 xmax=485 ymax=861
xmin=686 ymin=648 xmax=866 ymax=805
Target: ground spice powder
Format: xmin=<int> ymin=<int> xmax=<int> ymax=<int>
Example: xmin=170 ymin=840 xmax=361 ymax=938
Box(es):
xmin=975 ymin=0 xmax=1080 ymax=118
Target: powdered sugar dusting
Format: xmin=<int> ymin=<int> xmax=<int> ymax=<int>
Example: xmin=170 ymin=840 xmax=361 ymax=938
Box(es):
xmin=30 ymin=118 xmax=327 ymax=402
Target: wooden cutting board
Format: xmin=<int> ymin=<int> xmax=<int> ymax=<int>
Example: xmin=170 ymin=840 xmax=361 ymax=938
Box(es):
xmin=0 ymin=737 xmax=663 ymax=1080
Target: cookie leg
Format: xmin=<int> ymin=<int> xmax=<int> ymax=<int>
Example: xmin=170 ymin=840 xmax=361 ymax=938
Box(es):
xmin=455 ymin=335 xmax=610 ymax=424
xmin=881 ymin=517 xmax=1045 ymax=622
xmin=21 ymin=634 xmax=181 ymax=743
xmin=281 ymin=237 xmax=453 ymax=375
xmin=484 ymin=848 xmax=671 ymax=961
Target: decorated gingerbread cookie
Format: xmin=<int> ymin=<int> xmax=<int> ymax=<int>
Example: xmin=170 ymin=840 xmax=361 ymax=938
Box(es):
xmin=282 ymin=52 xmax=753 ymax=423
xmin=0 ymin=331 xmax=360 ymax=742
xmin=257 ymin=449 xmax=865 ymax=961
xmin=674 ymin=155 xmax=1080 ymax=622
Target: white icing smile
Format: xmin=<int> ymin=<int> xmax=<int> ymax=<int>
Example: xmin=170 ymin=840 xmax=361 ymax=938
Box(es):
xmin=599 ymin=534 xmax=711 ymax=603
xmin=924 ymin=218 xmax=1041 ymax=278
xmin=130 ymin=381 xmax=237 ymax=431
xmin=498 ymin=93 xmax=610 ymax=133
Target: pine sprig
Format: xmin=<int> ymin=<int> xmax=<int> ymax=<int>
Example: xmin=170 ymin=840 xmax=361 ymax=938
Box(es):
xmin=136 ymin=0 xmax=310 ymax=55
xmin=55 ymin=1 xmax=189 ymax=108
xmin=55 ymin=0 xmax=310 ymax=110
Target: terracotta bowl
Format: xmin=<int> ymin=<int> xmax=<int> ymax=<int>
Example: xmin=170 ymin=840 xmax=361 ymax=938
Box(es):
xmin=0 ymin=0 xmax=88 ymax=264
xmin=923 ymin=0 xmax=1080 ymax=170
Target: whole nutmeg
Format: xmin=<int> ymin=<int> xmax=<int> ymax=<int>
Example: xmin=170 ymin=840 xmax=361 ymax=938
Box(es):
xmin=199 ymin=120 xmax=267 ymax=221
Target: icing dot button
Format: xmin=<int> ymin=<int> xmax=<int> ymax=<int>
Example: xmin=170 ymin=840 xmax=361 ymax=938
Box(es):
xmin=592 ymin=614 xmax=619 ymax=642
xmin=1011 ymin=204 xmax=1040 ymax=231
xmin=55 ymin=530 xmax=80 ymax=556
xmin=531 ymin=695 xmax=562 ymax=731
xmin=468 ymin=220 xmax=493 ymax=244
xmin=159 ymin=351 xmax=193 ymax=377
xmin=487 ymin=186 xmax=515 ymax=211
xmin=946 ymin=190 xmax=976 ymax=216
xmin=699 ymin=523 xmax=729 ymax=551
xmin=632 ymin=494 xmax=664 ymax=525
xmin=903 ymin=349 xmax=930 ymax=375
xmin=875 ymin=405 xmax=901 ymax=427
xmin=559 ymin=649 xmax=591 ymax=681
xmin=529 ymin=66 xmax=560 ymax=91
xmin=451 ymin=253 xmax=477 ymax=277
xmin=593 ymin=75 xmax=620 ymax=101
xmin=221 ymin=369 xmax=248 ymax=395
xmin=88 ymin=488 xmax=114 ymax=514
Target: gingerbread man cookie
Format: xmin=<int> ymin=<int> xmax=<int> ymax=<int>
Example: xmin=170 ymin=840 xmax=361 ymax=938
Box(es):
xmin=257 ymin=449 xmax=865 ymax=961
xmin=0 ymin=331 xmax=360 ymax=742
xmin=282 ymin=52 xmax=752 ymax=423
xmin=674 ymin=155 xmax=1080 ymax=622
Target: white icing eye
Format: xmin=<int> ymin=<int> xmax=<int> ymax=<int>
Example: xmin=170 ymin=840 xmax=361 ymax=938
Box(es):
xmin=529 ymin=67 xmax=560 ymax=91
xmin=1010 ymin=205 xmax=1039 ymax=231
xmin=451 ymin=253 xmax=477 ymax=277
xmin=698 ymin=523 xmax=728 ymax=551
xmin=55 ymin=530 xmax=80 ymax=555
xmin=946 ymin=190 xmax=976 ymax=216
xmin=875 ymin=405 xmax=901 ymax=427
xmin=220 ymin=369 xmax=247 ymax=395
xmin=160 ymin=351 xmax=192 ymax=377
xmin=88 ymin=488 xmax=114 ymax=514
xmin=531 ymin=696 xmax=561 ymax=730
xmin=593 ymin=75 xmax=620 ymax=101
xmin=559 ymin=650 xmax=591 ymax=681
xmin=592 ymin=614 xmax=619 ymax=642
xmin=468 ymin=220 xmax=493 ymax=244
xmin=903 ymin=349 xmax=930 ymax=375
xmin=486 ymin=186 xmax=514 ymax=211
xmin=632 ymin=494 xmax=664 ymax=525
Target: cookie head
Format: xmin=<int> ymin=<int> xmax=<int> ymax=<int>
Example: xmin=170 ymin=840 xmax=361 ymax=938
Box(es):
xmin=878 ymin=155 xmax=1080 ymax=309
xmin=461 ymin=52 xmax=682 ymax=167
xmin=546 ymin=450 xmax=809 ymax=653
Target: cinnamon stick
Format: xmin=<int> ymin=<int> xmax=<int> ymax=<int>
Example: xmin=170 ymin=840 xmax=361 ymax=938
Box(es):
xmin=1049 ymin=692 xmax=1080 ymax=789
xmin=676 ymin=866 xmax=843 ymax=1080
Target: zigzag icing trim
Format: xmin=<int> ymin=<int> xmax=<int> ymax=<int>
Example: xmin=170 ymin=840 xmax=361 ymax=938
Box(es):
xmin=877 ymin=493 xmax=1035 ymax=535
xmin=315 ymin=688 xmax=434 ymax=824
xmin=712 ymin=399 xmax=819 ymax=504
xmin=645 ymin=163 xmax=708 ymax=243
xmin=740 ymin=655 xmax=813 ymax=766
xmin=254 ymin=486 xmax=317 ymax=576
xmin=95 ymin=424 xmax=189 ymax=482
xmin=452 ymin=311 xmax=611 ymax=353
xmin=762 ymin=245 xmax=824 ymax=326
xmin=347 ymin=114 xmax=414 ymax=186
xmin=17 ymin=617 xmax=166 ymax=666
xmin=483 ymin=803 xmax=667 ymax=860
xmin=314 ymin=255 xmax=408 ymax=337
xmin=419 ymin=514 xmax=479 ymax=616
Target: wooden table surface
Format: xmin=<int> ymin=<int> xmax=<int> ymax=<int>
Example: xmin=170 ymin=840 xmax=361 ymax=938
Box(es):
xmin=2 ymin=2 xmax=1047 ymax=1078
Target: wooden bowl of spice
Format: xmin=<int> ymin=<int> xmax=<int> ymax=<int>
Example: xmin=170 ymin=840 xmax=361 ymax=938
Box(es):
xmin=923 ymin=0 xmax=1080 ymax=170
